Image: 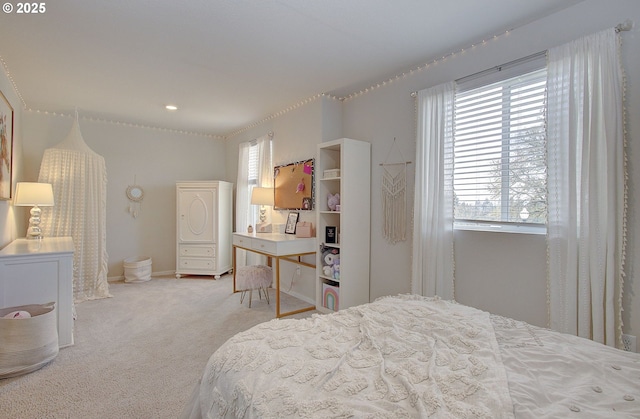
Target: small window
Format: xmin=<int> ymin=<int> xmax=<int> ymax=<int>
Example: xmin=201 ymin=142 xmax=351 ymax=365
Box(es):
xmin=247 ymin=142 xmax=259 ymax=186
xmin=453 ymin=58 xmax=547 ymax=232
xmin=244 ymin=138 xmax=273 ymax=228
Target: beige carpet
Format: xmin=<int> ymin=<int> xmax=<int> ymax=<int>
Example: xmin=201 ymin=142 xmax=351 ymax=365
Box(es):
xmin=0 ymin=274 xmax=316 ymax=419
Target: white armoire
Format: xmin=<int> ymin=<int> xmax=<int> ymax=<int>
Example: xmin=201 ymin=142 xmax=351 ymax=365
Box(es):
xmin=176 ymin=181 xmax=232 ymax=279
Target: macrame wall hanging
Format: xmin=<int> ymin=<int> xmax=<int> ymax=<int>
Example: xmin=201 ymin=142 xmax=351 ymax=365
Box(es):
xmin=380 ymin=138 xmax=411 ymax=244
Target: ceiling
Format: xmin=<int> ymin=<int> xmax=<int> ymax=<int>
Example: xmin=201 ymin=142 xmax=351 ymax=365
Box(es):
xmin=0 ymin=0 xmax=583 ymax=138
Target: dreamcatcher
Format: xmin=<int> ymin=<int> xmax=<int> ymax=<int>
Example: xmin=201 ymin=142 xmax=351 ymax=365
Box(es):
xmin=126 ymin=176 xmax=144 ymax=218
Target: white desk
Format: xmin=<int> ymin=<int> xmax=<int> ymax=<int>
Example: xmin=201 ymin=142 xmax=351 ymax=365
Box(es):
xmin=232 ymin=232 xmax=316 ymax=317
xmin=0 ymin=237 xmax=74 ymax=347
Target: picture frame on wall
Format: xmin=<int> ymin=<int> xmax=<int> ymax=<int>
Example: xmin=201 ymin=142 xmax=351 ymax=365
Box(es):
xmin=302 ymin=197 xmax=312 ymax=210
xmin=0 ymin=89 xmax=13 ymax=200
xmin=285 ymin=212 xmax=299 ymax=234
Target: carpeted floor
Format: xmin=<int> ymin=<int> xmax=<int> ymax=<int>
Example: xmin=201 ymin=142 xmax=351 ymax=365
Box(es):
xmin=0 ymin=274 xmax=316 ymax=419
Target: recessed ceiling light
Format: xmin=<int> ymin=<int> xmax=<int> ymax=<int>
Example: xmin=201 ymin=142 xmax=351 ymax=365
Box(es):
xmin=165 ymin=105 xmax=178 ymax=111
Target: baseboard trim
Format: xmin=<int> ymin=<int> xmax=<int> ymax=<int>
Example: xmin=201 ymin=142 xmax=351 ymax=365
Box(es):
xmin=107 ymin=270 xmax=177 ymax=282
xmin=151 ymin=270 xmax=176 ymax=278
xmin=281 ymin=289 xmax=315 ymax=306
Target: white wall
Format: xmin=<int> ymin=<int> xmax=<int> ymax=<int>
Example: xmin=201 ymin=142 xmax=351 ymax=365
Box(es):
xmin=21 ymin=112 xmax=227 ymax=277
xmin=341 ymin=0 xmax=640 ymax=335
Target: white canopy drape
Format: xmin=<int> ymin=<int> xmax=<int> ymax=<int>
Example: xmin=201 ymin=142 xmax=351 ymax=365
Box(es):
xmin=411 ymin=82 xmax=456 ymax=299
xmin=39 ymin=117 xmax=110 ymax=303
xmin=547 ymin=28 xmax=626 ymax=347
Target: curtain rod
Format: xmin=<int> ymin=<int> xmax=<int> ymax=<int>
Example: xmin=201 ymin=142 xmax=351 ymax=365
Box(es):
xmin=410 ymin=20 xmax=634 ymax=98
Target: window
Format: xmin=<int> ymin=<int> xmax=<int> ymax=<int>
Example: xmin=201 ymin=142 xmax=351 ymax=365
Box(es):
xmin=236 ymin=134 xmax=272 ymax=235
xmin=248 ymin=141 xmax=259 ymax=186
xmin=453 ymin=55 xmax=547 ymax=232
xmin=247 ymin=142 xmax=260 ymax=224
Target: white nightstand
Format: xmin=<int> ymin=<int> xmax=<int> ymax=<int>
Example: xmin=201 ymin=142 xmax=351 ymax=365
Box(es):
xmin=0 ymin=237 xmax=74 ymax=348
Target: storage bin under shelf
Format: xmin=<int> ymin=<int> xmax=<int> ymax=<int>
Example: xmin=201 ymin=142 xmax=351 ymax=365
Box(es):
xmin=322 ymin=282 xmax=340 ymax=311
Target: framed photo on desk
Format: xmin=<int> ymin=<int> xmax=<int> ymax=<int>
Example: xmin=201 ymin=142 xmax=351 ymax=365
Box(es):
xmin=285 ymin=212 xmax=299 ymax=234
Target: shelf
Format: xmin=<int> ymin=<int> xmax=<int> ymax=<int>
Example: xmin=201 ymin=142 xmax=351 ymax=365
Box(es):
xmin=319 ymin=274 xmax=340 ymax=284
xmin=316 ymin=138 xmax=370 ymax=312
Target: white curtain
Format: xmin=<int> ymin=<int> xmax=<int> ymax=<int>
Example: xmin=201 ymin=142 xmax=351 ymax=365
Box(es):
xmin=411 ymin=82 xmax=455 ymax=299
xmin=38 ymin=117 xmax=110 ymax=303
xmin=256 ymin=134 xmax=273 ymax=190
xmin=235 ymin=141 xmax=251 ymax=237
xmin=235 ymin=134 xmax=272 ymax=266
xmin=547 ymin=28 xmax=626 ymax=347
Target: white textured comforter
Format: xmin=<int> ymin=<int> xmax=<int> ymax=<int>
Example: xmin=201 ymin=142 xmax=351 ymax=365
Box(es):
xmin=185 ymin=295 xmax=640 ymax=418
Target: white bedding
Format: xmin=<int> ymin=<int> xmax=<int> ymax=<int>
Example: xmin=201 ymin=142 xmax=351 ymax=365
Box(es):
xmin=492 ymin=314 xmax=640 ymax=417
xmin=183 ymin=295 xmax=640 ymax=418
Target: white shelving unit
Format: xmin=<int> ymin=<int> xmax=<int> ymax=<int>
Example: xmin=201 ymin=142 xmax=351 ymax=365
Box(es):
xmin=316 ymin=138 xmax=370 ymax=312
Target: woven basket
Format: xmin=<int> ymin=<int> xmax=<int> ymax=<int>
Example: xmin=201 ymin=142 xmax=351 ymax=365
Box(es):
xmin=0 ymin=302 xmax=59 ymax=379
xmin=124 ymin=256 xmax=152 ymax=282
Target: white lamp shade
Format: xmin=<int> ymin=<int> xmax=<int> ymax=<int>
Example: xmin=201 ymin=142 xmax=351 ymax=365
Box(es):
xmin=14 ymin=182 xmax=55 ymax=206
xmin=251 ymin=187 xmax=274 ymax=206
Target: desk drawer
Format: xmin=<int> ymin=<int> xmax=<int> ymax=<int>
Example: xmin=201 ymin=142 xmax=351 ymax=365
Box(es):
xmin=232 ymin=235 xmax=250 ymax=248
xmin=180 ymin=244 xmax=215 ymax=257
xmin=251 ymin=239 xmax=276 ymax=255
xmin=178 ymin=257 xmax=217 ymax=271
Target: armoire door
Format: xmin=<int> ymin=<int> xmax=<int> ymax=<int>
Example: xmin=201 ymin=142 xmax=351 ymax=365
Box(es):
xmin=178 ymin=187 xmax=217 ymax=243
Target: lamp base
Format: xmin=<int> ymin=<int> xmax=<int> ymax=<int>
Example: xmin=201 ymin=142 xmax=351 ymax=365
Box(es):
xmin=26 ymin=228 xmax=43 ymax=240
xmin=26 ymin=205 xmax=44 ymax=240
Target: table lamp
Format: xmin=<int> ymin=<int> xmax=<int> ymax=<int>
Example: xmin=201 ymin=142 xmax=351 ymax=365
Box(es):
xmin=14 ymin=182 xmax=55 ymax=240
xmin=251 ymin=187 xmax=274 ymax=233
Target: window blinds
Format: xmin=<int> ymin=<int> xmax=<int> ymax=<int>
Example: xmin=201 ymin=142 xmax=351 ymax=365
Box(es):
xmin=453 ymin=58 xmax=547 ymax=225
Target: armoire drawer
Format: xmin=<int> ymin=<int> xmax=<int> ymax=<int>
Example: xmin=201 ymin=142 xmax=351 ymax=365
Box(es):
xmin=178 ymin=257 xmax=217 ymax=271
xmin=179 ymin=244 xmax=215 ymax=258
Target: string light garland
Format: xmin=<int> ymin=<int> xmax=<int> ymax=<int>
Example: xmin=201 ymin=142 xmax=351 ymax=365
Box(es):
xmin=2 ymin=53 xmax=224 ymax=139
xmin=0 ymin=55 xmax=27 ymax=109
xmin=227 ymin=26 xmax=514 ymax=138
xmin=4 ymin=21 xmax=633 ymax=141
xmin=340 ymin=28 xmax=512 ymax=102
xmin=26 ymin=108 xmax=224 ymax=139
xmin=1 ymin=53 xmax=222 ymax=139
xmin=235 ymin=20 xmax=631 ymax=132
xmin=226 ymin=93 xmax=344 ymax=138
xmin=3 ymin=25 xmax=516 ymax=140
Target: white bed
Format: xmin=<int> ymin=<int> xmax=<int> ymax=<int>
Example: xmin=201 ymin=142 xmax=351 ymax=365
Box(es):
xmin=182 ymin=295 xmax=640 ymax=418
